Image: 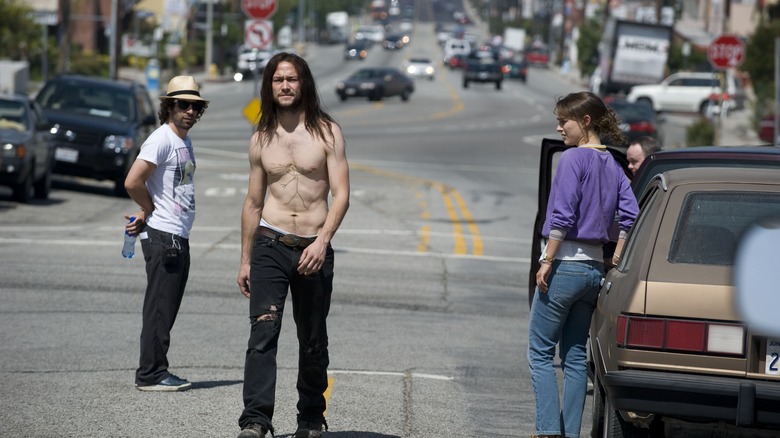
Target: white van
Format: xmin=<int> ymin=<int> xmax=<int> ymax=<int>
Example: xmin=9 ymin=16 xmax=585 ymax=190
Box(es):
xmin=443 ymin=38 xmax=471 ymax=67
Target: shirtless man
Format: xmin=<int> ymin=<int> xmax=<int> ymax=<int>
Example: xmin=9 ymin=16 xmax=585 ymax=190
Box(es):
xmin=236 ymin=52 xmax=350 ymax=438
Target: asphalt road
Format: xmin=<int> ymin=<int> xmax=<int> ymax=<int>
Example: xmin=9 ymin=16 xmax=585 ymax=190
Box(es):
xmin=0 ymin=13 xmax=685 ymax=438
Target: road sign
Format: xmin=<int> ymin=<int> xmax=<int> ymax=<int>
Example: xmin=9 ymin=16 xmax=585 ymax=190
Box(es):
xmin=241 ymin=0 xmax=277 ymax=19
xmin=243 ymin=97 xmax=262 ymax=125
xmin=708 ymin=34 xmax=745 ymax=70
xmin=245 ymin=20 xmax=273 ymax=50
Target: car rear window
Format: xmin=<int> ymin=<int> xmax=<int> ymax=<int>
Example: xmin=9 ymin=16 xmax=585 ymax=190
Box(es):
xmin=670 ymin=191 xmax=780 ymax=265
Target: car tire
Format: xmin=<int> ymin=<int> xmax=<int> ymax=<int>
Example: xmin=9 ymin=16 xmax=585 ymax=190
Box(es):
xmin=33 ymin=165 xmax=52 ymax=200
xmin=463 ymin=80 xmax=469 ymax=89
xmin=401 ymin=89 xmax=410 ymax=101
xmin=604 ymin=394 xmax=649 ymax=438
xmin=338 ymin=93 xmax=347 ymax=102
xmin=495 ymin=81 xmax=502 ymax=90
xmin=12 ymin=169 xmax=33 ymax=203
xmin=591 ymin=371 xmax=606 ymax=438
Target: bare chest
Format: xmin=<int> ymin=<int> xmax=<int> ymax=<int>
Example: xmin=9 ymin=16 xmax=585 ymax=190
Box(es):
xmin=261 ymin=134 xmax=326 ymax=179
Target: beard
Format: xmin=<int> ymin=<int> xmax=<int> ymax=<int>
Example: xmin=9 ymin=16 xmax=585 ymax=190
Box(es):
xmin=275 ymin=92 xmax=303 ymax=112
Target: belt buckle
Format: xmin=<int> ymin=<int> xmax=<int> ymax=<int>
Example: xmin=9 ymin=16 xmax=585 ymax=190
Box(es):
xmin=279 ymin=233 xmax=301 ymax=247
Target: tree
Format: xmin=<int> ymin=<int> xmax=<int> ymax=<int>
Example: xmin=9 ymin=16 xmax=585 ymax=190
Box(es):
xmin=0 ymin=0 xmax=40 ymax=61
xmin=742 ymin=19 xmax=780 ymax=117
xmin=576 ymin=16 xmax=604 ymax=80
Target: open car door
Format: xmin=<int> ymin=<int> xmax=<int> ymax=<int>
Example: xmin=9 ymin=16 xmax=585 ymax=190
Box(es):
xmin=528 ymin=139 xmax=629 ymax=308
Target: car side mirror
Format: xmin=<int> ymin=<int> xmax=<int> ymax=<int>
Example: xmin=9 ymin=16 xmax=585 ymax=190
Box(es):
xmin=734 ymin=217 xmax=780 ymax=337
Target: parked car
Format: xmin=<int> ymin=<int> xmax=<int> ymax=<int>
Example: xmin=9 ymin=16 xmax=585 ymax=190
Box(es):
xmin=502 ymin=58 xmax=527 ymax=82
xmin=236 ymin=46 xmax=274 ymax=79
xmin=0 ymin=94 xmax=55 ymax=202
xmin=590 ymin=166 xmax=780 ymax=436
xmin=607 ymin=98 xmax=664 ymax=146
xmin=462 ymin=59 xmax=503 ymax=90
xmin=758 ymin=113 xmax=777 ymax=144
xmin=336 ymin=67 xmax=414 ymax=102
xmin=403 ymin=57 xmax=436 ymax=81
xmin=35 ymin=74 xmax=157 ymax=197
xmin=525 ymin=47 xmax=550 ymax=67
xmin=626 ymin=71 xmax=746 ymax=115
xmin=529 ymin=144 xmax=780 ymax=308
xmin=344 ymin=41 xmax=370 ymax=61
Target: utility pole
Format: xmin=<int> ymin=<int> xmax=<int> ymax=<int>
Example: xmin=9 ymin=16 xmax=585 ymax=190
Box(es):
xmin=109 ymin=0 xmax=118 ymax=79
xmin=205 ymin=0 xmax=214 ymax=78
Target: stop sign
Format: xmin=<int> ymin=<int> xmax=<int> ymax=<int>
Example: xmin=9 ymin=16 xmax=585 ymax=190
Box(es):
xmin=242 ymin=0 xmax=277 ymax=19
xmin=708 ymin=34 xmax=745 ymax=70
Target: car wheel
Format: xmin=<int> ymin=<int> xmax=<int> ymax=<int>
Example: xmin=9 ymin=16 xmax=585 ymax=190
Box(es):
xmin=338 ymin=93 xmax=347 ymax=102
xmin=33 ymin=165 xmax=52 ymax=199
xmin=12 ymin=169 xmax=33 ymax=203
xmin=604 ymin=394 xmax=648 ymax=438
xmin=463 ymin=80 xmax=469 ymax=89
xmin=401 ymin=89 xmax=410 ymax=101
xmin=496 ymin=81 xmax=502 ymax=90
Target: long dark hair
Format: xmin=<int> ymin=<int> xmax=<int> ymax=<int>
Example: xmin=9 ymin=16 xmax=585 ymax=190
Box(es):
xmin=255 ymin=52 xmax=337 ymax=147
xmin=554 ymin=92 xmax=625 ymax=146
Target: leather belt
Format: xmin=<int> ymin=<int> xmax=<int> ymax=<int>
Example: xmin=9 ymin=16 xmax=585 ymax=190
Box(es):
xmin=255 ymin=226 xmax=315 ymax=249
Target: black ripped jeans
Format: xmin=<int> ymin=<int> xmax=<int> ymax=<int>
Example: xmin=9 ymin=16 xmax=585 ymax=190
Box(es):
xmin=239 ymin=234 xmax=334 ymax=432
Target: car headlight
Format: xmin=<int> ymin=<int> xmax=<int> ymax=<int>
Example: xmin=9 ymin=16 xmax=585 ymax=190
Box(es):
xmin=406 ymin=66 xmax=417 ymax=74
xmin=425 ymin=66 xmax=435 ymax=75
xmin=359 ymin=83 xmax=376 ymax=90
xmin=2 ymin=143 xmax=25 ymax=158
xmin=336 ymin=82 xmax=345 ymax=90
xmin=103 ymin=135 xmax=133 ymax=152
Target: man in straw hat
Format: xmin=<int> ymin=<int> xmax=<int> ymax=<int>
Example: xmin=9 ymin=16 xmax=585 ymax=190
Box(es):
xmin=124 ymin=75 xmax=208 ymax=392
xmin=236 ymin=52 xmax=350 ymax=438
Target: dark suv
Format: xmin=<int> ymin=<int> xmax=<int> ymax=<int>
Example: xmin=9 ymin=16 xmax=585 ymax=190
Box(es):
xmin=35 ymin=75 xmax=157 ymax=196
xmin=462 ymin=60 xmax=503 ymax=90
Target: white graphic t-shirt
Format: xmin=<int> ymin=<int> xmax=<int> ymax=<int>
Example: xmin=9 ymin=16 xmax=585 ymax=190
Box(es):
xmin=138 ymin=124 xmax=196 ymax=238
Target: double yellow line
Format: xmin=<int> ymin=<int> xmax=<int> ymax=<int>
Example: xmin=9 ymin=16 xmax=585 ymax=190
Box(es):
xmin=352 ymin=163 xmax=482 ymax=256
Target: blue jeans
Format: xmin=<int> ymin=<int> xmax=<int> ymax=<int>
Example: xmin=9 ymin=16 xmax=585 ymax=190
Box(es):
xmin=528 ymin=260 xmax=603 ymax=438
xmin=239 ymin=233 xmax=334 ymax=433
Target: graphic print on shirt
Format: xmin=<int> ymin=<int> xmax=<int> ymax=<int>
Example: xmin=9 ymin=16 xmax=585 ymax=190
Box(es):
xmin=172 ymin=146 xmax=196 ymax=215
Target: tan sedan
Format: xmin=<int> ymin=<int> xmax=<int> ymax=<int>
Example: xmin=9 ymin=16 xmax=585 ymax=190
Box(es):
xmin=590 ymin=167 xmax=780 ymax=437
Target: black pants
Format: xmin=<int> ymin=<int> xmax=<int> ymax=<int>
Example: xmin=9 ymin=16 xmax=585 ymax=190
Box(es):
xmin=239 ymin=234 xmax=334 ymax=432
xmin=135 ymin=227 xmax=190 ymax=386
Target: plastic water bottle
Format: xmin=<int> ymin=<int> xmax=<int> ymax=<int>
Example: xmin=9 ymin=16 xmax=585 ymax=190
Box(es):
xmin=122 ymin=216 xmax=137 ymax=259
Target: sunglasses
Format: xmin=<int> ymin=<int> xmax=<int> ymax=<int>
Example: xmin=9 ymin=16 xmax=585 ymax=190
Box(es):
xmin=175 ymin=100 xmax=204 ymax=112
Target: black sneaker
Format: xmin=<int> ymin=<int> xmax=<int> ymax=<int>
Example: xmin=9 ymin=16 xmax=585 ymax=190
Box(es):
xmin=237 ymin=424 xmax=267 ymax=438
xmin=294 ymin=420 xmax=324 ymax=438
xmin=135 ymin=374 xmax=192 ymax=392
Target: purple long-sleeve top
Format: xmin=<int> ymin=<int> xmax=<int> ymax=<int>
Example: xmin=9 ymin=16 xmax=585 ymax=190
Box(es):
xmin=542 ymin=147 xmax=639 ymax=243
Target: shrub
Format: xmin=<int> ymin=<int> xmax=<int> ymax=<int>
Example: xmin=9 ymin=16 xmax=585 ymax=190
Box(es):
xmin=686 ymin=117 xmax=715 ymax=147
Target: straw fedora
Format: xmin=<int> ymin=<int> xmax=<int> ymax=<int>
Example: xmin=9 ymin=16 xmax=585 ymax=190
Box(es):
xmin=159 ymin=75 xmax=208 ymax=102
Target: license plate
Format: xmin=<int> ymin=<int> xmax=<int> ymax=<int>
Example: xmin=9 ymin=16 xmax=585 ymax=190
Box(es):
xmin=766 ymin=338 xmax=780 ymax=374
xmin=346 ymin=88 xmax=356 ymax=95
xmin=55 ymin=147 xmax=78 ymax=163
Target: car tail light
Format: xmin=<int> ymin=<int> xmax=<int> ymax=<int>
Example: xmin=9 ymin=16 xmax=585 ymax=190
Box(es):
xmin=616 ymin=315 xmax=744 ymax=356
xmin=628 ymin=121 xmax=656 ymax=134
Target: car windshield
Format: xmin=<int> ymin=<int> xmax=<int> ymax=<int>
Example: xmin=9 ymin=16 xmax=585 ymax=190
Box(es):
xmin=0 ymin=100 xmax=28 ymax=131
xmin=409 ymin=58 xmax=430 ymax=64
xmin=670 ymin=191 xmax=780 ymax=265
xmin=37 ymin=82 xmax=135 ymax=122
